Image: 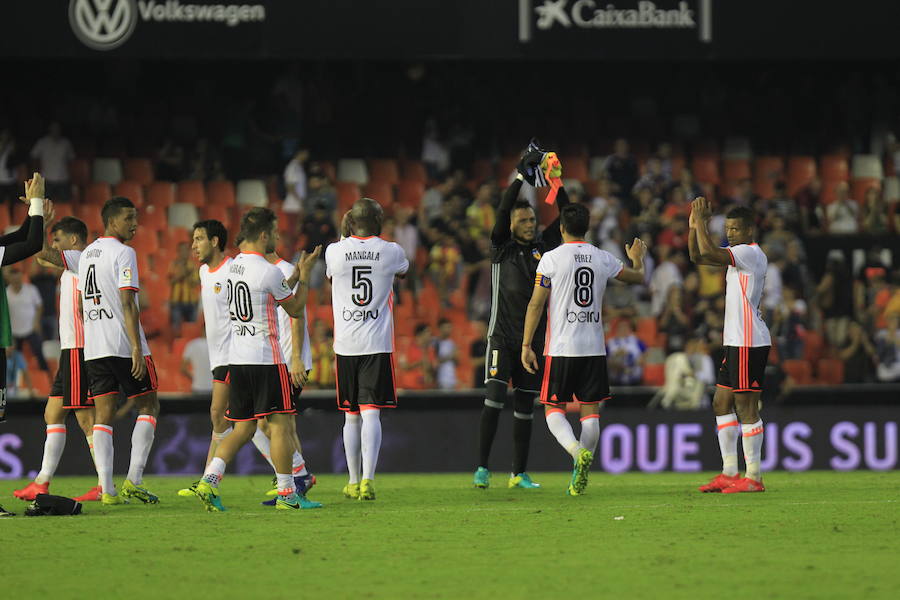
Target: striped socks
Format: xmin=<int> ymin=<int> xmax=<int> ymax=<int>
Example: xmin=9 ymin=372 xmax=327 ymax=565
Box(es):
xmin=35 ymin=424 xmax=66 ymax=484
xmin=741 ymin=420 xmax=764 ymax=481
xmin=716 ymin=413 xmax=740 ymax=476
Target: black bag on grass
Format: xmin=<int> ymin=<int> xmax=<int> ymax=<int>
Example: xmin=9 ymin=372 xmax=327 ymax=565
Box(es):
xmin=24 ymin=494 xmax=83 ymax=516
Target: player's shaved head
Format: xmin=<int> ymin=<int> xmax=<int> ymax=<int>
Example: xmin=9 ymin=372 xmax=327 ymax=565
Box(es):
xmin=350 ymin=197 xmax=383 ymax=236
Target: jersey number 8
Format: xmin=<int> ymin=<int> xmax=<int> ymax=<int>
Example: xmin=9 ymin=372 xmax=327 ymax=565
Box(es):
xmin=573 ymin=266 xmax=594 ymax=307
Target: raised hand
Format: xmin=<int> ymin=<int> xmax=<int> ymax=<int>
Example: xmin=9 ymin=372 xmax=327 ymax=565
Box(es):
xmin=296 ymin=245 xmax=323 ymax=278
xmin=691 ymin=196 xmax=711 ymax=222
xmin=625 ymin=237 xmax=648 ymax=262
xmin=24 ymin=172 xmax=45 ymax=200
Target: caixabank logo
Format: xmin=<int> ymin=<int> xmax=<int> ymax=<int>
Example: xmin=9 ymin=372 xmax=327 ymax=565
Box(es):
xmin=68 ymin=0 xmax=266 ymax=51
xmin=519 ymin=0 xmax=713 ymax=43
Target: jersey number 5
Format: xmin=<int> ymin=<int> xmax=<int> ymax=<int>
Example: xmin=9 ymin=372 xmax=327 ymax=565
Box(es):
xmin=84 ymin=264 xmax=102 ymax=305
xmin=352 ymin=265 xmax=373 ymax=306
xmin=573 ymin=267 xmax=594 ymax=307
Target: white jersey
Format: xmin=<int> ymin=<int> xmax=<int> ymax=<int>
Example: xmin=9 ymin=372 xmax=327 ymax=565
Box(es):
xmin=275 ymin=258 xmax=313 ymax=371
xmin=325 ymin=236 xmax=409 ymax=356
xmin=199 ymin=256 xmax=233 ymax=371
xmin=724 ymin=243 xmax=772 ymax=347
xmin=77 ymin=237 xmax=150 ymax=360
xmin=535 ymin=241 xmax=623 ymax=357
xmin=226 ymin=252 xmax=294 ymax=366
xmin=59 ymin=250 xmax=84 ymax=350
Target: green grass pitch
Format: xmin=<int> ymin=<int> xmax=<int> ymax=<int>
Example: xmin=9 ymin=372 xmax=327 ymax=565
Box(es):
xmin=3 ymin=471 xmax=898 ymax=599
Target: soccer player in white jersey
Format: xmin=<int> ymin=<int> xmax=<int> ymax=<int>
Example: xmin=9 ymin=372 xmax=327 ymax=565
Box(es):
xmin=690 ymin=198 xmax=770 ymax=494
xmin=326 ymin=198 xmax=408 ymax=501
xmin=14 ymin=216 xmax=103 ymax=502
xmin=78 ymin=197 xmax=160 ymax=505
xmin=193 ymin=207 xmax=320 ymax=512
xmin=521 ymin=203 xmax=646 ymax=495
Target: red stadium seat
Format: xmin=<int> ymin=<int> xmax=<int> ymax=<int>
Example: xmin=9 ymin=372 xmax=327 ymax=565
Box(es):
xmin=0 ymin=209 xmax=11 ymax=231
xmin=400 ymin=160 xmax=428 ymax=183
xmin=691 ymin=155 xmax=720 ymax=185
xmin=83 ymin=182 xmax=111 ymax=206
xmin=146 ymin=182 xmax=176 ymax=210
xmin=396 ymin=180 xmax=425 ymax=208
xmin=202 ymin=204 xmax=232 ymax=228
xmin=561 ymin=155 xmax=589 ymax=182
xmin=114 ymin=180 xmax=145 ymax=206
xmin=782 ymin=359 xmax=813 ymax=385
xmin=802 ymin=331 xmax=826 ymax=364
xmin=132 ymin=231 xmax=160 ymax=254
xmin=787 ymin=156 xmax=817 ymax=196
xmin=723 ymin=158 xmax=751 ymax=183
xmin=495 ymin=157 xmax=518 ymax=182
xmin=141 ymin=205 xmax=167 ymax=231
xmin=123 ymin=158 xmax=154 ymax=186
xmin=471 ymin=159 xmax=493 ymax=182
xmin=636 ymin=317 xmax=659 ymax=348
xmin=69 ymin=159 xmax=91 ymax=186
xmin=642 ymin=363 xmax=665 ymax=386
xmin=820 ymin=154 xmax=849 ymax=182
xmin=368 ymin=159 xmax=400 ymax=185
xmin=816 ymin=358 xmax=844 ymax=385
xmin=207 ymin=180 xmax=236 ymax=207
xmin=74 ymin=204 xmax=104 ymax=234
xmin=669 ymin=156 xmax=686 ymax=180
xmin=363 ymin=181 xmax=394 ymax=205
xmin=177 ymin=181 xmax=206 ymax=206
xmin=753 ymin=156 xmax=784 ymax=198
xmin=337 ymin=182 xmax=362 ymax=214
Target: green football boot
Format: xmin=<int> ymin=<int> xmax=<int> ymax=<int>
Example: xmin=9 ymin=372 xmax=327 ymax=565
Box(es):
xmin=570 ymin=448 xmax=594 ymax=495
xmin=473 ymin=467 xmax=491 ymax=489
xmin=508 ymin=473 xmax=541 ymax=489
xmin=121 ymin=479 xmax=160 ymax=504
xmin=194 ymin=480 xmax=226 ymax=512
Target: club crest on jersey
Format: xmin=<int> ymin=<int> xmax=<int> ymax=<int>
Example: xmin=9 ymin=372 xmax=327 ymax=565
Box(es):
xmin=532 ymin=248 xmax=542 ymax=260
xmin=489 ymin=350 xmax=499 ymax=376
xmin=214 ymin=282 xmax=222 ymax=294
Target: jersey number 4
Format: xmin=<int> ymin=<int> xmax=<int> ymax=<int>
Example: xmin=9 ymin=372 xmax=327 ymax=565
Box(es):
xmin=84 ymin=264 xmax=102 ymax=305
xmin=228 ymin=280 xmax=253 ymax=322
xmin=573 ymin=266 xmax=594 ymax=307
xmin=352 ymin=265 xmax=373 ymax=306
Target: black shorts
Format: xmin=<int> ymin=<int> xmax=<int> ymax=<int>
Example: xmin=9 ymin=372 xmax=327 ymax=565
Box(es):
xmin=87 ymin=356 xmax=158 ymax=401
xmin=226 ymin=363 xmax=294 ymax=421
xmin=335 ymin=353 xmax=397 ymax=412
xmin=716 ymin=346 xmax=769 ymax=393
xmin=50 ymin=348 xmax=92 ymax=409
xmin=212 ymin=365 xmax=229 ymax=384
xmin=485 ymin=338 xmax=542 ymax=393
xmin=539 ymin=355 xmax=611 ymax=407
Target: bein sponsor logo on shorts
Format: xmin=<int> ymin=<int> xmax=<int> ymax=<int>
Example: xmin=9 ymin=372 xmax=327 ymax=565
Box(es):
xmin=342 ymin=308 xmax=380 ymax=322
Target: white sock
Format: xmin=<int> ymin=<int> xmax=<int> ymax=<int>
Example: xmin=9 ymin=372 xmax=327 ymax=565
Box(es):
xmin=126 ymin=415 xmax=157 ymax=485
xmin=35 ymin=424 xmax=67 ymax=484
xmin=343 ymin=413 xmax=362 ymax=484
xmin=546 ymin=410 xmax=580 ymax=458
xmin=579 ymin=415 xmax=600 ymax=454
xmin=93 ymin=424 xmax=115 ymax=495
xmin=360 ymin=408 xmax=382 ymax=481
xmin=251 ymin=429 xmax=275 ymax=470
xmin=741 ymin=420 xmax=764 ymax=481
xmin=716 ymin=413 xmax=740 ymax=476
xmin=291 ymin=451 xmax=308 ymax=476
xmin=86 ymin=433 xmax=101 ymax=486
xmin=202 ymin=456 xmax=226 ymax=487
xmin=276 ymin=473 xmax=294 ymax=495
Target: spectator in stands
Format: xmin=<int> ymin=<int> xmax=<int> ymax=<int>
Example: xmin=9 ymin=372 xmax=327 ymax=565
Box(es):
xmin=781 ymin=239 xmax=813 ymax=301
xmin=393 ymin=206 xmax=420 ymax=300
xmin=649 ymin=245 xmax=684 ymax=316
xmin=181 ymin=334 xmax=213 ymax=394
xmin=434 ymin=318 xmax=458 ymax=390
xmin=761 ymin=215 xmax=799 ymax=261
xmin=299 ymin=201 xmax=338 ymax=300
xmin=310 ymin=323 xmax=336 ymax=389
xmin=283 ymin=148 xmax=309 ymax=213
xmin=762 ymin=251 xmax=784 ymax=321
xmin=589 ymin=177 xmax=620 ymax=243
xmin=686 ymin=336 xmax=716 ymax=405
xmin=604 ymin=138 xmax=639 ymax=212
xmin=0 ymin=128 xmax=19 ymax=205
xmin=466 ymin=183 xmax=496 ymax=239
xmin=816 ymin=253 xmax=854 ymax=347
xmin=6 ymin=338 xmax=33 ymax=398
xmin=168 ymin=241 xmax=200 ymax=332
xmin=632 ymin=157 xmax=667 ymax=198
xmin=655 ymin=142 xmax=676 ymax=182
xmin=607 ymin=320 xmax=646 ymax=385
xmin=399 ymin=324 xmax=435 ymax=388
xmin=4 ymin=266 xmax=51 ymax=382
xmin=728 ymin=178 xmax=759 ymax=207
xmin=420 ymin=175 xmax=454 ymax=224
xmin=795 ymin=176 xmax=823 ymax=234
xmin=875 ymin=314 xmax=900 ymax=382
xmin=156 ymin=137 xmax=186 ymax=182
xmin=463 ymin=236 xmax=492 ymax=321
xmin=769 ymin=181 xmax=799 ymax=228
xmin=839 ymin=320 xmax=877 ymax=383
xmin=861 ymin=186 xmax=889 ymax=235
xmin=658 ymin=284 xmax=690 ymax=353
xmin=660 ymin=186 xmax=691 ymax=228
xmin=305 ymin=164 xmax=337 ymax=213
xmin=674 ymin=168 xmax=703 ymax=205
xmin=29 ymin=261 xmax=59 ymax=341
xmin=823 ymin=181 xmax=859 ymax=234
xmin=186 ymin=138 xmax=224 ymax=182
xmin=429 ymin=233 xmax=461 ymax=307
xmin=656 ymin=215 xmax=689 ymax=253
xmin=30 ymin=122 xmax=74 ymax=202
xmin=422 ymin=119 xmax=450 ymax=179
xmin=631 ymin=185 xmax=663 ymax=237
xmin=771 ymin=285 xmax=808 ymax=360
xmin=470 ymin=320 xmax=487 ymax=388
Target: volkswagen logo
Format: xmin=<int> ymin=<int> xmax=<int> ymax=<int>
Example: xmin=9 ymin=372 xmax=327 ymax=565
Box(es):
xmin=69 ymin=0 xmax=138 ymax=50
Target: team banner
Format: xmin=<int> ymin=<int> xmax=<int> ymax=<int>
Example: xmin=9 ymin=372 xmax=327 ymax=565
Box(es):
xmin=1 ymin=0 xmax=899 ymax=59
xmin=0 ymin=407 xmax=895 ymax=479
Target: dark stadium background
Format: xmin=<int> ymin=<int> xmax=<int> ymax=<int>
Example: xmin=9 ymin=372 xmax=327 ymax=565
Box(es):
xmin=0 ymin=0 xmax=896 ymax=477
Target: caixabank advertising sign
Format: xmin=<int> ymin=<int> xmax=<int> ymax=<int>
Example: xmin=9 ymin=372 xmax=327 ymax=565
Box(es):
xmin=0 ymin=407 xmax=895 ymax=479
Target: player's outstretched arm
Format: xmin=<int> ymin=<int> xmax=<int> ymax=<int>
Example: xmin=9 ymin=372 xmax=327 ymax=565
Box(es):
xmin=616 ymin=238 xmax=648 ymax=284
xmin=2 ymin=175 xmax=49 ymax=266
xmin=691 ymin=197 xmax=731 ymax=267
xmin=279 ymin=246 xmax=322 ymax=318
xmin=541 ymin=185 xmax=570 ymax=249
xmin=289 ymin=314 xmax=308 ymax=388
xmin=120 ymin=289 xmax=148 ymax=380
xmin=491 ymin=175 xmax=524 ymax=246
xmin=35 ymin=202 xmax=66 ymax=269
xmin=521 ymin=283 xmax=550 ymax=374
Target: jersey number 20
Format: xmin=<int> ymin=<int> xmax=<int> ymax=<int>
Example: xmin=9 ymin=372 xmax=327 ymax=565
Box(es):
xmin=352 ymin=266 xmax=373 ymax=306
xmin=573 ymin=267 xmax=594 ymax=307
xmin=228 ymin=280 xmax=253 ymax=322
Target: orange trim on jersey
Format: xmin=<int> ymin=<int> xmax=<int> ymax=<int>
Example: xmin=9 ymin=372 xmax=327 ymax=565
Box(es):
xmin=360 ymin=404 xmax=380 ymax=412
xmin=563 ymin=240 xmax=587 ymax=244
xmin=350 ymin=235 xmax=377 ymax=240
xmin=48 ymin=395 xmax=64 ymax=400
xmin=539 ymin=356 xmax=552 ymax=403
xmin=266 ymin=295 xmax=284 ymax=363
xmin=207 ymin=257 xmax=230 ymax=273
xmin=46 ymin=427 xmax=67 ymax=434
xmin=241 ymin=251 xmax=265 ymax=257
xmin=726 ymin=247 xmax=736 ymax=267
xmin=254 ymin=408 xmax=297 ymax=418
xmin=716 ymin=420 xmax=739 ymax=431
xmin=119 ymin=286 xmax=139 ymax=291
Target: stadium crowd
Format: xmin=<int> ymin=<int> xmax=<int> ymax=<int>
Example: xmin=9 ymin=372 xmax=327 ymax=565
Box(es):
xmin=1 ymin=63 xmax=898 ymax=399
